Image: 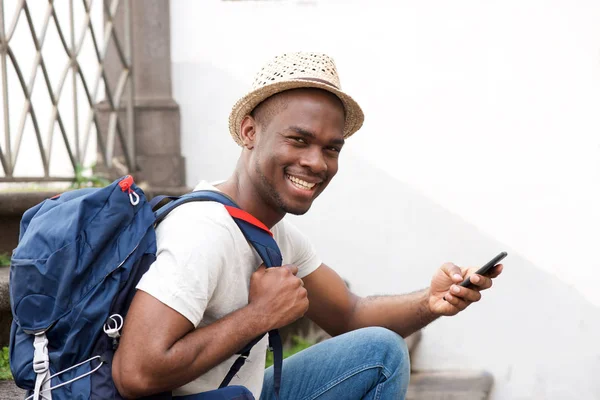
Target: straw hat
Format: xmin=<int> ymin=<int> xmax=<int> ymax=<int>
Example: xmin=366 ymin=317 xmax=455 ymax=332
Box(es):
xmin=228 ymin=52 xmax=364 ymax=146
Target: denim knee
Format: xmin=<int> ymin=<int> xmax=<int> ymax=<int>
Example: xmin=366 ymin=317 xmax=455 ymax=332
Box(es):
xmin=260 ymin=327 xmax=411 ymax=400
xmin=355 ymin=327 xmax=411 ymax=379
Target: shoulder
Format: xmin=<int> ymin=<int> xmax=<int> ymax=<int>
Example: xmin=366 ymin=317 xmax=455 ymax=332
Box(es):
xmin=273 ymin=218 xmax=321 ymax=278
xmin=159 ymin=200 xmax=233 ymax=228
xmin=273 ymin=218 xmax=303 ymax=242
xmin=155 ymin=201 xmax=237 ymax=248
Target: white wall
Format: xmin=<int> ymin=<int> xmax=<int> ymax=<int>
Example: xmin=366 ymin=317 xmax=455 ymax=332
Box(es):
xmin=170 ymin=1 xmax=600 ymax=398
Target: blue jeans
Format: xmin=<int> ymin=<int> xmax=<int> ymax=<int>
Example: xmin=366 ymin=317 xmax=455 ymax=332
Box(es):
xmin=260 ymin=327 xmax=410 ymax=400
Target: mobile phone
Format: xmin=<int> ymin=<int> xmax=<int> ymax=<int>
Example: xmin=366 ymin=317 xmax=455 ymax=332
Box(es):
xmin=459 ymin=251 xmax=507 ymax=288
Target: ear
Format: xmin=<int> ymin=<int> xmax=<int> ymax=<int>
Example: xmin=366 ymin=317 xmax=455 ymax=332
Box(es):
xmin=239 ymin=115 xmax=258 ymax=149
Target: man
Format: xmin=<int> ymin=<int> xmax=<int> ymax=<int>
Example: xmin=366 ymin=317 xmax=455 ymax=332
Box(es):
xmin=112 ymin=52 xmax=502 ymax=399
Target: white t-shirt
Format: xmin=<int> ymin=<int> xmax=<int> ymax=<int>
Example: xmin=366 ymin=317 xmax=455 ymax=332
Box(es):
xmin=136 ymin=181 xmax=321 ymax=398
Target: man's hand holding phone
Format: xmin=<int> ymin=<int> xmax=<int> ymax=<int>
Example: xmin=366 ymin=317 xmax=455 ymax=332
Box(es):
xmin=427 ymin=252 xmax=506 ymax=317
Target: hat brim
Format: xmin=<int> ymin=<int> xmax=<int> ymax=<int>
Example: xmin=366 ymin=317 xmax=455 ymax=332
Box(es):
xmin=228 ymin=80 xmax=364 ymax=146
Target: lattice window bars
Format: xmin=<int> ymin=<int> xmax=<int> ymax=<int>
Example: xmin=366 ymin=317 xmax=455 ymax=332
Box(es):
xmin=0 ymin=0 xmax=134 ymax=182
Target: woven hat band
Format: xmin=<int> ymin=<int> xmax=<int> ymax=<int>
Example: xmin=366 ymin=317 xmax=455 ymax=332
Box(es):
xmin=294 ymin=77 xmax=339 ymax=89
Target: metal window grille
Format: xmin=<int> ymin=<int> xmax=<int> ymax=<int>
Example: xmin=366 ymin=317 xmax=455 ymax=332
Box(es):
xmin=0 ymin=0 xmax=134 ymax=183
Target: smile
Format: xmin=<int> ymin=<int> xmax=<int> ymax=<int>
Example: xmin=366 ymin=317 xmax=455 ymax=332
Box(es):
xmin=286 ymin=174 xmax=317 ymax=190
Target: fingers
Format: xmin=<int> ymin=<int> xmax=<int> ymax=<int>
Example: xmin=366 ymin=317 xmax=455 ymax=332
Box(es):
xmin=448 ymin=284 xmax=482 ymax=302
xmin=441 ymin=262 xmax=465 ymax=283
xmin=469 ymin=263 xmax=503 ymax=283
xmin=469 ymin=274 xmax=493 ymax=290
xmin=260 ymin=264 xmax=298 ymax=275
xmin=267 ymin=265 xmax=303 ymax=289
xmin=283 ymin=264 xmax=299 ymax=275
xmin=439 ymin=261 xmax=503 ymax=314
xmin=443 ymin=292 xmax=470 ymax=311
xmin=487 ymin=264 xmax=503 ymax=278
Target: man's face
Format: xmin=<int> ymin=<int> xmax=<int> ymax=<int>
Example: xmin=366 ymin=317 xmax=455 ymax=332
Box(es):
xmin=246 ymin=89 xmax=346 ymax=216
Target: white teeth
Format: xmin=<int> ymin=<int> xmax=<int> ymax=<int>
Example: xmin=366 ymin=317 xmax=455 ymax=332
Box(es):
xmin=286 ymin=174 xmax=316 ymax=190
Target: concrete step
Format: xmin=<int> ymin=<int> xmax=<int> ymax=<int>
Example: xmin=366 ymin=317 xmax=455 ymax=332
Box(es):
xmin=0 ymin=369 xmax=494 ymax=399
xmin=407 ymin=370 xmax=494 ymax=400
xmin=0 ymin=380 xmax=24 ymax=399
xmin=0 ymin=371 xmax=495 ymax=399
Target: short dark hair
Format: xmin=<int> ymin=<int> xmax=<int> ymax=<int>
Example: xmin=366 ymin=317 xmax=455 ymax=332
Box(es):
xmin=250 ymin=93 xmax=289 ymax=130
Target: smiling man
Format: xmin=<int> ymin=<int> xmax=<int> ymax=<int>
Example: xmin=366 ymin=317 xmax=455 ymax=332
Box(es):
xmin=112 ymin=52 xmax=502 ymax=400
xmin=228 ymin=88 xmax=345 ymax=223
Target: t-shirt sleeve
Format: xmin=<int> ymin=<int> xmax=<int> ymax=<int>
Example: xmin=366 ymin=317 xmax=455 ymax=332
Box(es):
xmin=136 ymin=203 xmax=232 ymax=327
xmin=276 ymin=219 xmax=321 ymax=279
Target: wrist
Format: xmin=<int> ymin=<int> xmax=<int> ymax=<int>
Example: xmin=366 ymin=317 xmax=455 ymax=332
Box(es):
xmin=422 ymin=287 xmax=438 ymax=319
xmin=244 ymin=302 xmax=273 ymax=334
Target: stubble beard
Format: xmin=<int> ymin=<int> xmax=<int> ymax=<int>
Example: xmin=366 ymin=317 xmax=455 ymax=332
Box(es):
xmin=254 ymin=158 xmax=310 ymax=216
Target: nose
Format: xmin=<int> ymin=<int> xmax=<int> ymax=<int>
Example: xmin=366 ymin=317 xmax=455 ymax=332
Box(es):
xmin=299 ymin=146 xmax=327 ymax=175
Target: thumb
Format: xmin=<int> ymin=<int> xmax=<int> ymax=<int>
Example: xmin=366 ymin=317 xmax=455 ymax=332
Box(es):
xmin=256 ymin=263 xmax=267 ymax=273
xmin=441 ymin=262 xmax=464 ymax=283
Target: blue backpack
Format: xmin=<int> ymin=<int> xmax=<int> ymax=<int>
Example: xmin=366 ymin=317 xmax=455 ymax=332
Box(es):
xmin=9 ymin=176 xmax=283 ymax=400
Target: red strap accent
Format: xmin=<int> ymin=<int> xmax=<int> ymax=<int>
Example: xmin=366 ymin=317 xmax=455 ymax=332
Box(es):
xmin=224 ymin=205 xmax=273 ymax=237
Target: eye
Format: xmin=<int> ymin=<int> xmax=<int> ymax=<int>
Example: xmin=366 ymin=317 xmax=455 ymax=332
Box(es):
xmin=324 ymin=147 xmax=341 ymax=158
xmin=290 ymin=137 xmax=307 ymax=144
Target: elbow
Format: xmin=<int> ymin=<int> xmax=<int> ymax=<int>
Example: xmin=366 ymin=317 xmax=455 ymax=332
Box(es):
xmin=112 ymin=351 xmax=157 ymax=399
xmin=113 ymin=373 xmax=150 ymax=399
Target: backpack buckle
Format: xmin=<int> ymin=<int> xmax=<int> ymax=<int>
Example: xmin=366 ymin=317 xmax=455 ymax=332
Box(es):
xmin=33 ymin=333 xmax=49 ymax=373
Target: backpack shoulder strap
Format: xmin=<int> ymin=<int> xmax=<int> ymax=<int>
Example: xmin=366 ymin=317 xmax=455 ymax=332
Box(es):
xmin=153 ymin=191 xmax=282 ymax=267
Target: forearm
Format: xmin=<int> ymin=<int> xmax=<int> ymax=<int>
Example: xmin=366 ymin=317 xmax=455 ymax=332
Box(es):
xmin=347 ymin=288 xmax=438 ymax=338
xmin=157 ymin=305 xmax=265 ymax=387
xmin=115 ymin=304 xmax=267 ymax=398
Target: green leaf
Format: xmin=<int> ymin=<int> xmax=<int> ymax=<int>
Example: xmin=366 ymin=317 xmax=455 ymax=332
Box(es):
xmin=265 ymin=336 xmax=314 ymax=369
xmin=0 ymin=347 xmax=12 ymax=380
xmin=70 ymin=164 xmax=110 ymax=189
xmin=0 ymin=253 xmax=10 ymax=267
